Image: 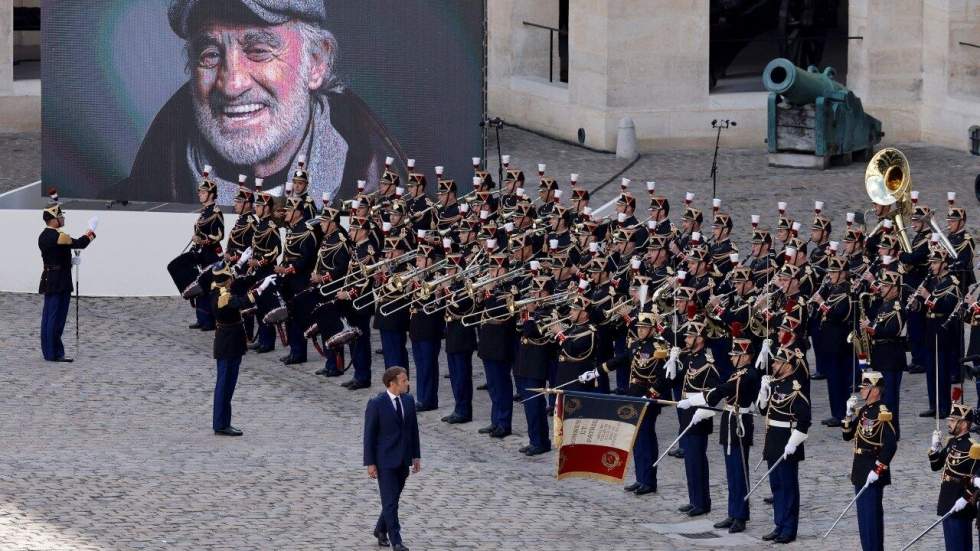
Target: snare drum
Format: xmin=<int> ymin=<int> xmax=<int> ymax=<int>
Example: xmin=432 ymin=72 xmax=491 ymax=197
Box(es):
xmin=256 ymin=285 xmax=289 ymax=325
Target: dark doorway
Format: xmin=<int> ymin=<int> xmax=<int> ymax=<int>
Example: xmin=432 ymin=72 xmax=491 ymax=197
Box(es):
xmin=709 ymin=0 xmax=848 ymax=93
xmin=558 ymin=0 xmax=569 ymax=83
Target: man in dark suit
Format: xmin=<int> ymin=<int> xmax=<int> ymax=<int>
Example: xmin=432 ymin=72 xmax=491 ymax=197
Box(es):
xmin=364 ymin=366 xmax=421 ymax=550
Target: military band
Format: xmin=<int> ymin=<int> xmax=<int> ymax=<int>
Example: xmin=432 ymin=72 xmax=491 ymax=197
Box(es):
xmin=154 ymin=144 xmax=980 ymax=550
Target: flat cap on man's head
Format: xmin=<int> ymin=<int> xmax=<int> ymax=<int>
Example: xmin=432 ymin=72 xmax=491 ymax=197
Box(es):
xmin=169 ymin=0 xmax=328 ymax=38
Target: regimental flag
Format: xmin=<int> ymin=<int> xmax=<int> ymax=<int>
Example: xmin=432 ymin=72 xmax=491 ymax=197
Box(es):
xmin=554 ymin=390 xmax=649 ymax=483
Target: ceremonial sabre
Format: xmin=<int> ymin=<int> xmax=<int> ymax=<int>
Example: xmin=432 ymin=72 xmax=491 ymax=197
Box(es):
xmin=522 ymin=380 xmax=579 ymax=403
xmin=745 ymin=455 xmax=784 ymax=501
xmin=823 ymin=480 xmax=871 ymax=538
xmin=900 ymin=506 xmax=957 ymax=550
xmin=652 ymin=417 xmax=697 ymax=469
xmin=74 ymin=250 xmax=81 ymax=358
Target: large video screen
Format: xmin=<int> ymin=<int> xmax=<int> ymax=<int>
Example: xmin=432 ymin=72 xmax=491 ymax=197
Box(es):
xmin=42 ymin=0 xmax=486 ymax=205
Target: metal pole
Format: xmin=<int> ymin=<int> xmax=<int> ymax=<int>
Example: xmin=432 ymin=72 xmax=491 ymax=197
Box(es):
xmin=74 ymin=251 xmax=80 ymax=358
xmin=549 ymin=30 xmax=554 ymax=83
xmin=710 ymin=124 xmax=722 ymax=200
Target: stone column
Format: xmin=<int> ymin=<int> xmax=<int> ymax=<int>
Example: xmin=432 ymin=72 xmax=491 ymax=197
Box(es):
xmin=0 ymin=0 xmax=13 ymax=96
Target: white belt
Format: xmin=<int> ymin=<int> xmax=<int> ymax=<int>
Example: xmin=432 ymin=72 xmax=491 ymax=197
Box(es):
xmin=724 ymin=404 xmax=740 ymax=414
xmin=767 ymin=419 xmax=793 ymax=428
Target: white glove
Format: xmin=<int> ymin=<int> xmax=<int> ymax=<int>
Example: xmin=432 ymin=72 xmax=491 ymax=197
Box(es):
xmin=577 ymin=369 xmax=599 ymax=384
xmin=755 ymin=338 xmax=772 ymax=370
xmin=258 ymin=274 xmax=277 ymax=293
xmin=236 ymin=247 xmax=253 ymax=268
xmin=71 ymin=255 xmax=81 ymax=266
xmin=691 ymin=407 xmax=715 ymax=424
xmin=664 ymin=346 xmax=681 ymax=380
xmin=953 ymin=497 xmax=969 ymax=513
xmin=783 ymin=429 xmax=808 ymax=458
xmin=931 ymin=429 xmax=943 ymax=452
xmin=87 ymin=216 xmax=99 ymax=232
xmin=676 ymin=399 xmax=692 ymax=410
xmin=755 ymin=376 xmax=772 ymax=410
xmin=865 ymin=470 xmax=879 ymax=486
xmin=845 ymin=395 xmax=859 ymax=418
xmin=973 ymin=477 xmax=980 ymax=489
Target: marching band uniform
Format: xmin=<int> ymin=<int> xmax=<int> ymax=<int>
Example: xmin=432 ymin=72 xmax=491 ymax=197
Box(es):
xmin=758 ymin=346 xmax=811 ymax=544
xmin=704 ymin=337 xmax=760 ymax=533
xmin=375 ymin=237 xmax=412 ymax=370
xmin=928 ymin=404 xmax=980 ymax=550
xmin=279 ymin=196 xmax=317 ymax=365
xmin=38 ymin=201 xmax=94 ymax=362
xmin=311 ymin=209 xmax=353 ymax=379
xmin=676 ymin=319 xmax=720 ymax=516
xmin=210 ymin=263 xmax=253 ymax=436
xmin=915 ymin=246 xmax=962 ymax=418
xmin=191 ymin=175 xmax=225 ymax=331
xmin=409 ymin=243 xmax=446 ymax=411
xmin=514 ymin=278 xmax=558 ymax=456
xmin=249 ymin=190 xmax=281 ymax=352
xmin=813 ymin=256 xmax=854 ymax=426
xmin=339 ymin=216 xmax=378 ymax=386
xmin=865 ymin=270 xmax=907 ymax=439
xmin=842 ymin=371 xmax=897 ymax=551
xmin=477 ymin=254 xmax=518 ymax=438
xmin=227 ymin=183 xmax=258 ymax=340
xmin=900 ymin=204 xmax=933 ymax=373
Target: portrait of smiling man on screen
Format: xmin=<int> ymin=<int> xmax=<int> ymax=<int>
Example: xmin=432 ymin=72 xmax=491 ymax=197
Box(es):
xmin=114 ymin=0 xmax=403 ymax=204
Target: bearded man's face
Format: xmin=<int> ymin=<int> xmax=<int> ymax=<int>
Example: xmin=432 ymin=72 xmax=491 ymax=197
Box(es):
xmin=189 ymin=21 xmax=326 ymax=166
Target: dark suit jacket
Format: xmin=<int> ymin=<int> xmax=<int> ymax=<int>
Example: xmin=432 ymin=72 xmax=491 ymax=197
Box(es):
xmin=363 ymin=391 xmax=421 ymax=470
xmin=38 ymin=227 xmax=91 ymax=294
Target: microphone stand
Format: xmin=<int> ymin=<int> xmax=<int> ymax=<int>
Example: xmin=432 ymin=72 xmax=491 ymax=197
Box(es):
xmin=709 ymin=119 xmax=736 ymax=201
xmin=480 ymin=117 xmax=505 ymax=185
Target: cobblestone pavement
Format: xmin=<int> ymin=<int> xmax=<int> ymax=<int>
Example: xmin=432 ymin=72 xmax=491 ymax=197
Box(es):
xmin=0 ymin=133 xmax=40 ymax=194
xmin=2 ymin=129 xmax=979 ymax=549
xmin=0 ymin=289 xmax=971 ymax=551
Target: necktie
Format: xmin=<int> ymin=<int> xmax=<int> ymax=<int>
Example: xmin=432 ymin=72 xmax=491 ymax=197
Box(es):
xmin=394 ymin=396 xmax=403 ymax=421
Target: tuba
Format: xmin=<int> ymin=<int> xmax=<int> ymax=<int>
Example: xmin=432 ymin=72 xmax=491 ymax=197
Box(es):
xmin=864 ymin=148 xmax=913 ymax=253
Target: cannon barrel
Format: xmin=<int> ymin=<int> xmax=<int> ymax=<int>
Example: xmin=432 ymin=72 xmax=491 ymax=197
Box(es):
xmin=762 ymin=57 xmax=845 ymax=106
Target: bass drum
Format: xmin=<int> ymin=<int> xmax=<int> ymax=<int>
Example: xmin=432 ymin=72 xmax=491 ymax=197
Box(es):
xmin=255 ymin=285 xmax=289 ymax=325
xmin=181 ymin=268 xmax=213 ymax=300
xmin=167 ymin=252 xmax=201 ymax=296
xmin=304 ymin=299 xmax=344 ymax=341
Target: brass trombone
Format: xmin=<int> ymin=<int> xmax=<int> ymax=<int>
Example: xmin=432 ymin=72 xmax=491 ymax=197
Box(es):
xmin=319 ymin=251 xmax=417 ymax=297
xmin=460 ymin=291 xmax=572 ymax=326
xmin=380 ymin=262 xmax=479 ymax=316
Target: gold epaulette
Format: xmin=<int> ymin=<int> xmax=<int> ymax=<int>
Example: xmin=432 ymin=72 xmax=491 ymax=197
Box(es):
xmin=217 ymin=287 xmax=230 ymax=308
xmin=57 ymin=231 xmax=72 ymax=245
xmin=653 ymin=347 xmax=669 ymax=360
xmin=878 ymin=404 xmax=892 ymax=422
xmin=970 ymin=442 xmax=980 ymax=460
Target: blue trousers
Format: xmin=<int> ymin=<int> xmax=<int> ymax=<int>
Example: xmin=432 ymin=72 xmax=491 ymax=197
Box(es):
xmin=855 ymin=482 xmax=884 ymax=551
xmin=882 ymin=370 xmax=903 ymax=440
xmin=376 ymin=465 xmax=409 ymax=546
xmin=907 ymin=310 xmax=927 ymax=368
xmin=810 ymin=322 xmax=824 ymax=375
xmin=709 ymin=337 xmax=734 ymax=381
xmin=380 ymin=330 xmax=409 ymax=370
xmin=824 ymin=337 xmax=853 ymax=420
xmin=213 ymin=356 xmax=242 ymax=430
xmin=926 ymin=320 xmax=956 ymax=416
xmin=724 ymin=446 xmax=750 ymax=521
xmin=40 ymin=291 xmax=71 ymax=361
xmin=546 ymin=359 xmax=559 ymax=408
xmin=446 ymin=351 xmax=473 ymax=419
xmin=632 ymin=412 xmax=658 ymax=488
xmin=516 ymin=375 xmax=550 ymax=450
xmin=613 ymin=336 xmax=629 ymax=391
xmin=412 ymin=339 xmax=441 ymax=408
xmin=195 ymin=296 xmax=214 ymax=329
xmin=256 ymin=321 xmax=276 ymax=350
xmin=768 ymin=459 xmax=800 ymax=539
xmin=942 ymin=513 xmax=972 ymax=551
xmin=350 ymin=315 xmax=373 ymax=384
xmin=682 ymin=433 xmax=710 ymax=510
xmin=483 ymin=359 xmax=513 ymax=431
xmin=287 ymin=317 xmax=307 ymax=361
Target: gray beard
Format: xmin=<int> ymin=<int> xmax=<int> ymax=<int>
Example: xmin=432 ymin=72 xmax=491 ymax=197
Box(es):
xmin=192 ymin=88 xmax=310 ymax=167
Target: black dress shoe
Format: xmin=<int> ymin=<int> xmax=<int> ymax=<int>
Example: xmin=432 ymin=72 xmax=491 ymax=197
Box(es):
xmin=338 ymin=377 xmax=354 ymax=386
xmin=728 ymin=519 xmax=746 ymax=533
xmin=524 ymin=446 xmax=550 ymax=456
xmin=476 ymin=383 xmax=488 ymax=391
xmin=374 ymin=348 xmax=384 ymax=355
xmin=247 ymin=341 xmax=260 ymax=350
xmin=634 ymin=484 xmax=656 ymax=495
xmin=513 ymin=394 xmax=521 ymax=402
xmin=668 ymin=448 xmax=685 ymax=459
xmin=489 ymin=427 xmax=512 ymax=438
xmin=189 ymin=322 xmax=202 ymax=329
xmin=773 ymin=534 xmax=795 ymax=544
xmin=519 ymin=444 xmax=532 ymax=454
xmin=372 ymin=528 xmax=389 ymax=547
xmin=478 ymin=425 xmax=497 ymax=434
xmin=284 ymin=357 xmax=307 ymax=365
xmin=200 ymin=326 xmax=215 ymax=332
xmin=392 ymin=544 xmax=409 ymax=551
xmin=810 ymin=372 xmax=826 ymax=380
xmin=678 ymin=504 xmax=693 ymax=513
xmin=713 ymin=517 xmax=734 ymax=529
xmin=347 ymin=380 xmax=371 ymax=390
xmin=280 ymin=354 xmax=292 ymax=362
xmin=764 ymin=496 xmax=774 ymax=505
xmin=919 ymin=409 xmax=937 ymax=417
xmin=762 ymin=530 xmax=780 ymax=541
xmin=825 ymin=418 xmax=842 ymax=427
xmin=908 ymin=363 xmax=925 ymax=374
xmin=624 ymin=482 xmax=641 ymax=492
xmin=442 ymin=413 xmax=471 ymax=424
xmin=52 ymin=357 xmax=74 ymax=363
xmin=687 ymin=507 xmax=709 ymax=517
xmin=255 ymin=345 xmax=273 ymax=354
xmin=416 ymin=405 xmax=437 ymax=412
xmin=319 ymin=368 xmax=343 ymax=378
xmin=214 ymin=426 xmax=243 ymax=436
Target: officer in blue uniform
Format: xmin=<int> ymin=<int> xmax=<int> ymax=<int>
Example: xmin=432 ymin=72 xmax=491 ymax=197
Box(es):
xmin=246 ymin=185 xmax=281 ymax=353
xmin=514 ymin=276 xmax=558 ymax=456
xmin=409 ymin=242 xmax=446 ymax=412
xmin=928 ymin=403 xmax=980 ymax=550
xmin=37 ymin=200 xmax=95 ymax=362
xmin=440 ymin=243 xmax=476 ymax=424
xmin=899 ymin=198 xmax=933 ymax=375
xmin=476 ymin=253 xmax=518 ymax=438
xmin=913 ymin=245 xmax=962 ymax=418
xmin=863 ymin=269 xmax=907 ymax=439
xmin=277 ymin=196 xmax=318 ymax=365
xmin=758 ymin=346 xmax=811 ymax=544
xmin=704 ymin=337 xmax=760 ymax=533
xmin=811 ymin=255 xmax=854 ymax=427
xmin=841 ymin=370 xmax=897 ymax=551
xmin=210 ymin=263 xmax=257 ymax=436
xmin=190 ymin=170 xmax=225 ymax=330
xmin=225 ymin=179 xmax=258 ymax=343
